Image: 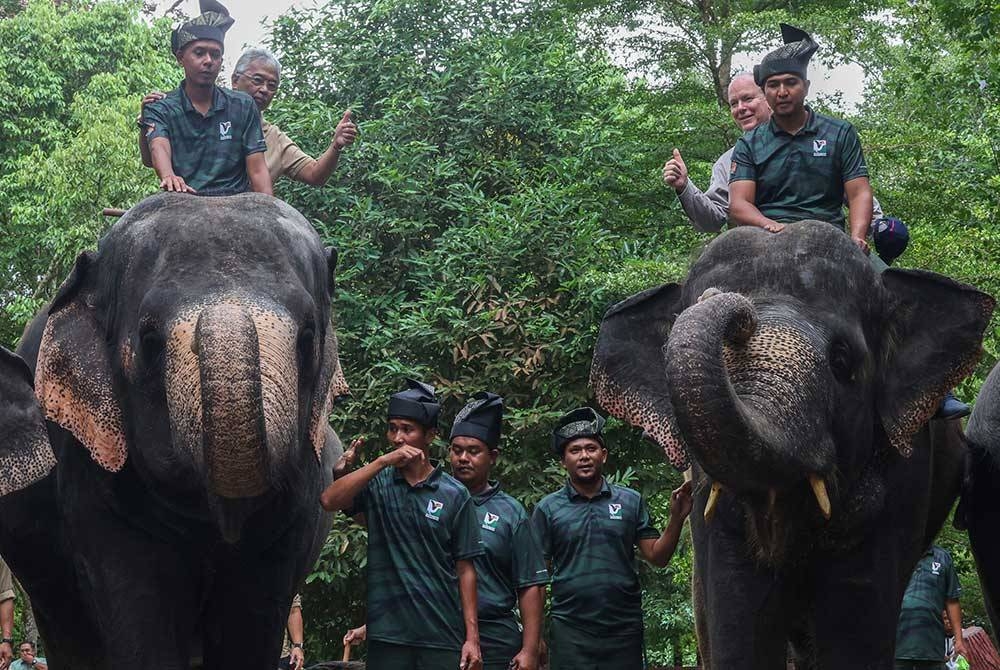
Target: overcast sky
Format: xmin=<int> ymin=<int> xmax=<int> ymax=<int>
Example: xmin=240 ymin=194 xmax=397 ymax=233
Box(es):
xmin=157 ymin=0 xmax=866 ymax=109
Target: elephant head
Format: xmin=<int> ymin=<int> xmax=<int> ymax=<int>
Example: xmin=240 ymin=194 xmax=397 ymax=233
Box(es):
xmin=5 ymin=193 xmax=348 ymax=542
xmin=592 ymin=222 xmax=994 ymax=562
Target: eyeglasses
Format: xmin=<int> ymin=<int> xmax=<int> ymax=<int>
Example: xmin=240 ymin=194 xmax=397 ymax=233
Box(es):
xmin=237 ymin=73 xmax=279 ymax=92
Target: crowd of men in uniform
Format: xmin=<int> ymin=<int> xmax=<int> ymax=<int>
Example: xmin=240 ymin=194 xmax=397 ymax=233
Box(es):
xmin=88 ymin=1 xmax=982 ymax=668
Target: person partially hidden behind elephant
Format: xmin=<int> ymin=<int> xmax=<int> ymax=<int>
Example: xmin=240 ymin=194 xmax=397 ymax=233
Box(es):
xmin=138 ymin=0 xmax=272 ymax=196
xmin=319 ymin=379 xmax=484 ymax=670
xmin=448 ymin=392 xmax=548 ymax=670
xmin=530 ymin=408 xmax=693 ymax=670
xmin=141 ymin=48 xmax=358 ymax=188
xmin=277 ymin=594 xmax=304 ymax=670
xmin=0 ymin=557 xmax=15 ymax=664
xmin=895 ymin=545 xmax=967 ymax=670
xmin=8 ymin=641 xmax=47 ymax=670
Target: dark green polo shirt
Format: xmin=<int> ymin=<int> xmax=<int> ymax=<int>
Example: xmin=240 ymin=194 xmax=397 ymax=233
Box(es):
xmin=142 ymin=82 xmax=266 ymax=194
xmin=530 ymin=478 xmax=659 ymax=636
xmin=730 ymin=107 xmax=868 ymax=227
xmin=895 ymin=546 xmax=961 ymax=661
xmin=350 ymin=463 xmax=484 ymax=651
xmin=472 ymin=483 xmax=550 ymax=660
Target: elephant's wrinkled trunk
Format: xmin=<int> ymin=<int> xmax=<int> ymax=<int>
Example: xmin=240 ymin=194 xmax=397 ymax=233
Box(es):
xmin=666 ymin=292 xmax=833 ymax=493
xmin=195 ymin=304 xmax=270 ymax=499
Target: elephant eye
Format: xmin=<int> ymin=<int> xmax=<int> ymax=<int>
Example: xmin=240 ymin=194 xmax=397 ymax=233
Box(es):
xmin=828 ymin=339 xmax=855 ymax=384
xmin=297 ymin=325 xmax=316 ymax=370
xmin=139 ymin=324 xmax=165 ymax=369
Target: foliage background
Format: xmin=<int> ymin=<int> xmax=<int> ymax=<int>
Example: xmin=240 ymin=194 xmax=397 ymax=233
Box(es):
xmin=2 ymin=0 xmax=999 ymax=664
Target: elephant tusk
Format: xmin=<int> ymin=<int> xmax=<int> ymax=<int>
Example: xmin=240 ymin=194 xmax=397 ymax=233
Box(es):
xmin=704 ymin=481 xmax=722 ymax=522
xmin=809 ymin=474 xmax=831 ymax=521
xmin=697 ymin=287 xmax=723 ymax=303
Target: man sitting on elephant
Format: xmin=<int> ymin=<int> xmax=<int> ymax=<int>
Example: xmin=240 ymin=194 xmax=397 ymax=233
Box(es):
xmin=138 ymin=0 xmax=272 ymax=196
xmin=728 ymin=23 xmax=873 ymax=252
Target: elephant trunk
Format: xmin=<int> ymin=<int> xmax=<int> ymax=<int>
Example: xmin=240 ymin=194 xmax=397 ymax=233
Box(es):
xmin=666 ymin=292 xmax=834 ymax=494
xmin=195 ymin=304 xmax=270 ymax=499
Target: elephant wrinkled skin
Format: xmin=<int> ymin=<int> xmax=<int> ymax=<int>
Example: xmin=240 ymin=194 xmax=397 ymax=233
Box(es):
xmin=591 ymin=221 xmax=995 ymax=669
xmin=0 ymin=193 xmax=346 ymax=669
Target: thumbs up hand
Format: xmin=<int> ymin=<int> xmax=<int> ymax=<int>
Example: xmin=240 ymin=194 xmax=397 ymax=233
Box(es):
xmin=662 ymin=148 xmax=688 ymax=193
xmin=333 ymin=109 xmax=358 ymax=150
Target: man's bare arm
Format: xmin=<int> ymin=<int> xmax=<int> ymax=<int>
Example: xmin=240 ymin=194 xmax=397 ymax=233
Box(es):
xmin=246 ymin=152 xmax=273 ymax=196
xmin=319 ymin=445 xmax=424 ymax=512
xmin=729 ymin=180 xmax=784 ymax=232
xmin=456 ymin=559 xmax=482 ymax=670
xmin=149 ymin=137 xmax=196 ymax=193
xmin=844 ymin=176 xmax=874 ymax=253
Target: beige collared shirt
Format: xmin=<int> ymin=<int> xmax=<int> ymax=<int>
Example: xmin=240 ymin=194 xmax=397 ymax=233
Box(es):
xmin=263 ymin=122 xmax=314 ymax=183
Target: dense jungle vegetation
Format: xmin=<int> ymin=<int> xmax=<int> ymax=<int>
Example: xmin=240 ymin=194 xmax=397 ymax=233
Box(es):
xmin=1 ymin=0 xmax=998 ymax=663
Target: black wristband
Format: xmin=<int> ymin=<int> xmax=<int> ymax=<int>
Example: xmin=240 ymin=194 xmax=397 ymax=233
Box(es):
xmin=291 ymin=642 xmax=303 ymax=649
xmin=0 ymin=638 xmax=12 ymax=645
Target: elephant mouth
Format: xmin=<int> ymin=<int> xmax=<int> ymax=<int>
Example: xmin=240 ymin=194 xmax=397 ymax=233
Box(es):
xmin=667 ymin=290 xmax=838 ymax=525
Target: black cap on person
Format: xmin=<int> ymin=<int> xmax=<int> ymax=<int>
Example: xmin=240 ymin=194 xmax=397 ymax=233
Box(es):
xmin=387 ymin=378 xmax=440 ymax=428
xmin=753 ymin=24 xmax=819 ymax=87
xmin=551 ymin=407 xmax=606 ymax=456
xmin=450 ymin=392 xmax=503 ymax=449
xmin=171 ymin=0 xmax=235 ymax=54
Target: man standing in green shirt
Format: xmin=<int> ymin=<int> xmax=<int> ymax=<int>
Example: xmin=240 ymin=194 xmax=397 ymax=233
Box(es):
xmin=728 ymin=23 xmax=873 ymax=254
xmin=448 ymin=392 xmax=548 ymax=670
xmin=895 ymin=545 xmax=967 ymax=670
xmin=531 ymin=408 xmax=693 ymax=670
xmin=140 ymin=0 xmax=272 ymax=196
xmin=319 ymin=379 xmax=484 ymax=670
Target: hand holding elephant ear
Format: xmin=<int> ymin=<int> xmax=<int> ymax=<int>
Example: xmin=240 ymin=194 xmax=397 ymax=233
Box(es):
xmin=0 ymin=346 xmax=57 ymax=494
xmin=877 ymin=269 xmax=996 ymax=456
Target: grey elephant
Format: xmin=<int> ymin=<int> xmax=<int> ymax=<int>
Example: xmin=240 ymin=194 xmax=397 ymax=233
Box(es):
xmin=591 ymin=221 xmax=994 ymax=668
xmin=962 ymin=360 xmax=1000 ymax=636
xmin=0 ymin=193 xmax=347 ymax=669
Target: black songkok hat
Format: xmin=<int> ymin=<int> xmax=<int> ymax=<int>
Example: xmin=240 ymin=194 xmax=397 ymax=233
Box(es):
xmin=551 ymin=407 xmax=606 ymax=456
xmin=387 ymin=378 xmax=440 ymax=428
xmin=450 ymin=392 xmax=504 ymax=449
xmin=753 ymin=24 xmax=819 ymax=87
xmin=171 ymin=0 xmax=235 ymax=54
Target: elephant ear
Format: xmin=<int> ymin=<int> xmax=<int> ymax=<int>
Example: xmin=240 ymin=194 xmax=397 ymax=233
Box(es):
xmin=590 ymin=282 xmax=689 ymax=470
xmin=35 ymin=251 xmax=127 ymax=472
xmin=0 ymin=347 xmax=57 ymax=493
xmin=878 ymin=268 xmax=995 ymax=456
xmin=309 ymin=247 xmax=349 ymax=462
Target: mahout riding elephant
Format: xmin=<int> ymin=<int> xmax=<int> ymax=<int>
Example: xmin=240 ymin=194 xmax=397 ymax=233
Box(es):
xmin=962 ymin=361 xmax=1000 ymax=636
xmin=0 ymin=193 xmax=347 ymax=669
xmin=590 ymin=221 xmax=995 ymax=669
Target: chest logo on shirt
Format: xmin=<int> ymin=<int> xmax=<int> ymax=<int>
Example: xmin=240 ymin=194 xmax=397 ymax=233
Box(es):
xmin=931 ymin=561 xmax=942 ymax=575
xmin=219 ymin=121 xmax=233 ymax=141
xmin=608 ymin=503 xmax=623 ymax=520
xmin=482 ymin=512 xmax=500 ymax=532
xmin=425 ymin=499 xmax=444 ymax=521
xmin=813 ymin=139 xmax=828 ymax=157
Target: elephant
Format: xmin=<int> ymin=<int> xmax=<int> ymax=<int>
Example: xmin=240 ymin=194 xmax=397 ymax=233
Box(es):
xmin=590 ymin=221 xmax=995 ymax=669
xmin=962 ymin=360 xmax=1000 ymax=637
xmin=0 ymin=193 xmax=348 ymax=669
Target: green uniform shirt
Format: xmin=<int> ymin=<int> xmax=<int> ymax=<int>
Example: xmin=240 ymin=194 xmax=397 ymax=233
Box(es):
xmin=895 ymin=546 xmax=961 ymax=661
xmin=472 ymin=483 xmax=550 ymax=660
xmin=350 ymin=463 xmax=484 ymax=651
xmin=730 ymin=107 xmax=868 ymax=228
xmin=531 ymin=478 xmax=659 ymax=636
xmin=142 ymin=82 xmax=266 ymax=195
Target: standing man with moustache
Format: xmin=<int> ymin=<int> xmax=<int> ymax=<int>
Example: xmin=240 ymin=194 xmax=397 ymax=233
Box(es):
xmin=530 ymin=408 xmax=694 ymax=670
xmin=319 ymin=379 xmax=484 ymax=670
xmin=448 ymin=392 xmax=549 ymax=670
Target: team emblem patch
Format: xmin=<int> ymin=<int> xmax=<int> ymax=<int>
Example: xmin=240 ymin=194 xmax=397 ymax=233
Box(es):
xmin=609 ymin=503 xmax=622 ymax=520
xmin=482 ymin=512 xmax=500 ymax=532
xmin=813 ymin=139 xmax=828 ymax=157
xmin=931 ymin=561 xmax=942 ymax=575
xmin=219 ymin=121 xmax=233 ymax=141
xmin=425 ymin=499 xmax=444 ymax=521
